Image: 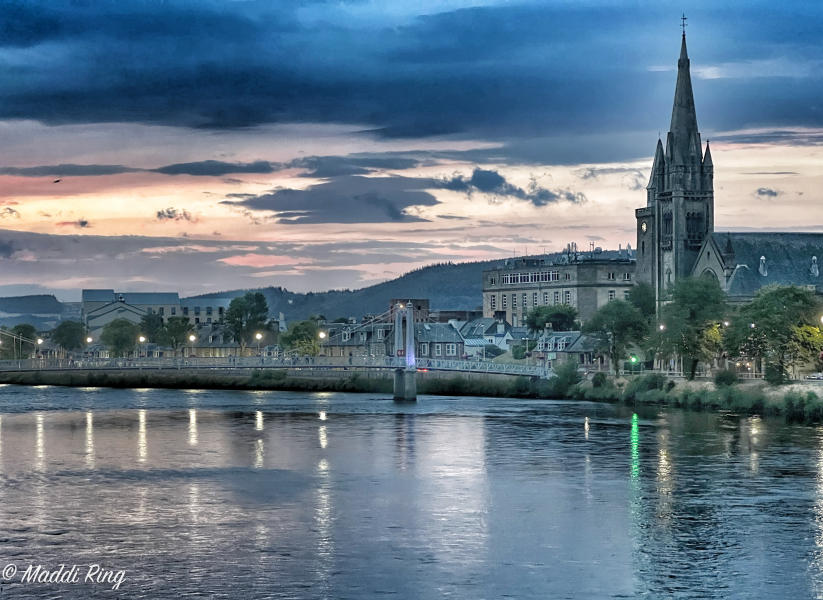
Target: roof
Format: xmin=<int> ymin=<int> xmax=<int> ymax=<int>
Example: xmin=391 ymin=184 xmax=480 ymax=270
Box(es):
xmin=459 ymin=317 xmax=503 ymax=339
xmin=414 ymin=323 xmax=463 ymax=343
xmin=713 ymin=232 xmax=823 ymax=297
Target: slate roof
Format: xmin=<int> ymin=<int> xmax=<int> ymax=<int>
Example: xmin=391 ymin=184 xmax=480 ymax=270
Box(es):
xmin=459 ymin=317 xmax=500 ymax=339
xmin=181 ymin=297 xmax=233 ymax=309
xmin=121 ymin=292 xmax=180 ymax=305
xmin=414 ymin=323 xmax=463 ymax=343
xmin=82 ymin=289 xmax=115 ymax=302
xmin=714 ymin=232 xmax=823 ymax=297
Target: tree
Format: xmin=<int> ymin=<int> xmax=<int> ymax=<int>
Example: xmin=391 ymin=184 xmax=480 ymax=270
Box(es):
xmin=725 ymin=285 xmax=822 ymax=384
xmin=280 ymin=319 xmax=320 ymax=356
xmin=583 ymin=300 xmax=647 ymax=374
xmin=51 ymin=321 xmax=87 ymax=353
xmin=657 ymin=277 xmax=727 ymax=379
xmin=9 ymin=323 xmax=37 ymax=358
xmin=139 ymin=313 xmax=165 ymax=342
xmin=159 ymin=316 xmax=195 ymax=357
xmin=525 ymin=305 xmax=578 ymax=333
xmin=225 ymin=292 xmax=269 ymax=352
xmin=100 ymin=319 xmax=139 ymax=357
xmin=627 ymin=282 xmax=656 ymax=321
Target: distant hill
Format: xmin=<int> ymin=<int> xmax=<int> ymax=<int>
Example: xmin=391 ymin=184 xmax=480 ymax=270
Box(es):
xmin=191 ymin=260 xmax=494 ymax=321
xmin=0 ymin=294 xmax=65 ymax=330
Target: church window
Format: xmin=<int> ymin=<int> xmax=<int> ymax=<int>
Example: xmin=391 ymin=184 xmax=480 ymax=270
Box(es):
xmin=663 ymin=213 xmax=673 ymax=235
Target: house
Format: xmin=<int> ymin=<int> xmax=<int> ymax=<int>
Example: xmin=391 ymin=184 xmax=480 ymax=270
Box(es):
xmin=457 ymin=317 xmax=513 ymax=359
xmin=322 ymin=322 xmax=392 ymax=358
xmin=534 ymin=330 xmax=600 ymax=370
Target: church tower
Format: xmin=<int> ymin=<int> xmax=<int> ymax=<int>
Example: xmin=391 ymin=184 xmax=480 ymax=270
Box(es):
xmin=635 ymin=32 xmax=714 ymax=305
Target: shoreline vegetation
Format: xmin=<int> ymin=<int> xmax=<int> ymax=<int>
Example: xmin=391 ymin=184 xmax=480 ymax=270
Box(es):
xmin=2 ymin=367 xmax=823 ymax=423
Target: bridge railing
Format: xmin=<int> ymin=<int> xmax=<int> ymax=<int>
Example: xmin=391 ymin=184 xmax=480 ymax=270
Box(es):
xmin=0 ymin=355 xmax=551 ymax=378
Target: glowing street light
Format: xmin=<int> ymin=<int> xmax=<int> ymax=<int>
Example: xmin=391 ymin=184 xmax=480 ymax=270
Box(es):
xmin=658 ymin=324 xmax=665 ymax=331
xmin=138 ymin=335 xmax=146 ymax=343
xmin=318 ymin=331 xmax=327 ymax=339
xmin=86 ymin=336 xmax=93 ymax=344
xmin=255 ymin=332 xmax=263 ymax=356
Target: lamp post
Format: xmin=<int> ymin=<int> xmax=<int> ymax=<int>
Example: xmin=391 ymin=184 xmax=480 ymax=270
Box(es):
xmin=255 ymin=332 xmax=263 ymax=356
xmin=188 ymin=334 xmax=196 ymax=362
xmin=318 ymin=331 xmax=326 ymax=357
xmin=138 ymin=335 xmax=146 ymax=359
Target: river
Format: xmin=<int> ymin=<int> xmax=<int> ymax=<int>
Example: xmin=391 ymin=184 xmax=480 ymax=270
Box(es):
xmin=0 ymin=384 xmax=821 ymax=598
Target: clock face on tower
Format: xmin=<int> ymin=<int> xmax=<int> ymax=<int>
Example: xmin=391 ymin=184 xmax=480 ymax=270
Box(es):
xmin=641 ymin=221 xmax=647 ymax=233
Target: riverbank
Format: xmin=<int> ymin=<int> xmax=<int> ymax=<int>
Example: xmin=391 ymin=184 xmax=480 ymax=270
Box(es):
xmin=2 ymin=368 xmax=822 ymax=423
xmin=572 ymin=373 xmax=823 ymax=423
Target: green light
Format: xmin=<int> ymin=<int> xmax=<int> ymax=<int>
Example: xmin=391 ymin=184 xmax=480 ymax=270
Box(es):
xmin=630 ymin=355 xmax=638 ymax=363
xmin=630 ymin=413 xmax=639 ymax=480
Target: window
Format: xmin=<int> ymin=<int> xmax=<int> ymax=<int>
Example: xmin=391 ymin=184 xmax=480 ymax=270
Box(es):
xmin=608 ymin=290 xmax=616 ymax=301
xmin=522 ymin=293 xmax=527 ymax=308
xmin=489 ymin=277 xmax=496 ymax=286
xmin=183 ymin=307 xmax=189 ymax=316
xmin=624 ymin=290 xmax=631 ymax=300
xmin=540 ymin=272 xmax=549 ymax=282
xmin=434 ymin=343 xmax=442 ymax=357
xmin=553 ymin=291 xmax=560 ymax=304
xmin=564 ymin=290 xmax=571 ymax=304
xmin=502 ymin=295 xmax=508 ymax=309
xmin=607 ymin=272 xmax=616 ymax=280
xmin=219 ymin=307 xmax=224 ymax=316
xmin=532 ymin=292 xmax=538 ymax=306
xmin=377 ymin=329 xmax=385 ymax=339
xmin=564 ymin=273 xmax=571 ymax=280
xmin=342 ymin=331 xmax=351 ymax=341
xmin=512 ymin=295 xmax=517 ymax=309
xmin=547 ymin=271 xmax=559 ymax=281
xmin=207 ymin=317 xmax=212 ymax=324
xmin=159 ymin=307 xmax=165 ymax=316
xmin=194 ymin=306 xmax=201 ymax=315
xmin=171 ymin=307 xmax=176 ymax=315
xmin=360 ymin=332 xmax=367 ymax=342
xmin=206 ymin=306 xmax=213 ymax=316
xmin=420 ymin=342 xmax=429 ymax=355
xmin=530 ymin=272 xmax=539 ymax=283
xmin=623 ymin=273 xmax=631 ymax=281
xmin=543 ymin=292 xmax=549 ymax=305
xmin=490 ymin=295 xmax=497 ymax=310
xmin=446 ymin=343 xmax=457 ymax=356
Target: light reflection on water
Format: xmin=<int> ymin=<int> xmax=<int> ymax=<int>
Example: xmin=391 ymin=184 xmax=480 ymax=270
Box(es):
xmin=0 ymin=387 xmax=821 ymax=598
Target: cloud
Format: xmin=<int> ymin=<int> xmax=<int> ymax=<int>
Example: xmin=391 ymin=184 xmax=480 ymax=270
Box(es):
xmin=222 ymin=175 xmax=441 ymax=224
xmin=288 ymin=155 xmax=421 ymax=178
xmin=0 ymin=164 xmax=137 ymax=177
xmin=0 ymin=208 xmax=20 ymax=219
xmin=441 ymin=168 xmax=585 ymax=206
xmin=56 ymin=219 xmax=90 ymax=228
xmin=152 ymin=160 xmax=277 ymax=176
xmin=156 ymin=207 xmax=196 ymax=222
xmin=756 ymin=187 xmax=780 ymax=197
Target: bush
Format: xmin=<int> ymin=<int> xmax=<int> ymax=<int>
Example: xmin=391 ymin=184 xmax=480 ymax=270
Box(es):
xmin=592 ymin=372 xmax=608 ymax=388
xmin=623 ymin=373 xmax=669 ymax=401
xmin=765 ymin=363 xmax=787 ymax=385
xmin=512 ymin=345 xmax=526 ymax=360
xmin=713 ymin=369 xmax=737 ymax=387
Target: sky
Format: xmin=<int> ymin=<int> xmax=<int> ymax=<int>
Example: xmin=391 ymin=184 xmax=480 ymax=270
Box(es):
xmin=1 ymin=0 xmax=823 ymax=300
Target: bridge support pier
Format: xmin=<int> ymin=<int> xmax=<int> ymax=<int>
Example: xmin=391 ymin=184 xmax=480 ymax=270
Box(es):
xmin=393 ymin=368 xmax=417 ymax=402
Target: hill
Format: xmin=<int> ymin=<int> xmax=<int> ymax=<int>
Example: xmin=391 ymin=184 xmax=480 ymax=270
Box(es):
xmin=191 ymin=260 xmax=493 ymax=321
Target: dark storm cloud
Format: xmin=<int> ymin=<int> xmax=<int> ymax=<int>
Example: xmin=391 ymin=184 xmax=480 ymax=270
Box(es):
xmin=3 ymin=1 xmax=823 ymax=161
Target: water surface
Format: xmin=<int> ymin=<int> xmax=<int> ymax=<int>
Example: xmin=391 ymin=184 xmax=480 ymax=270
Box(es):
xmin=0 ymin=384 xmax=821 ymax=598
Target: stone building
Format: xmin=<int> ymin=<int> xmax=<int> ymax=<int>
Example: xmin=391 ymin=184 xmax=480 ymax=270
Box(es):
xmin=481 ymin=249 xmax=635 ymax=326
xmin=635 ymin=32 xmax=823 ymax=304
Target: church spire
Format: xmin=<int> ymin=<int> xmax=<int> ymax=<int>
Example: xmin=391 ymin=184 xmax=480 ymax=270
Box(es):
xmin=667 ymin=32 xmax=700 ymax=164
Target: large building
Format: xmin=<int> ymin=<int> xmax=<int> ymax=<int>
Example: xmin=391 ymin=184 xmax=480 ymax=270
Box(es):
xmin=482 ymin=249 xmax=635 ymax=325
xmin=636 ymin=32 xmax=823 ymax=304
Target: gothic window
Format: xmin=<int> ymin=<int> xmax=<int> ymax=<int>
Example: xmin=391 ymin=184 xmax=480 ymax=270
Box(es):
xmin=663 ymin=212 xmax=673 ymax=236
xmin=686 ymin=212 xmax=704 ymax=240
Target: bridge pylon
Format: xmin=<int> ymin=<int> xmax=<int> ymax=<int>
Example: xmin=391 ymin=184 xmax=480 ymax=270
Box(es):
xmin=393 ymin=302 xmax=417 ymax=402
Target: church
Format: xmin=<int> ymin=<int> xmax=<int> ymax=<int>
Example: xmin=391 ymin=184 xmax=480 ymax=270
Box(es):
xmin=635 ymin=32 xmax=823 ymax=305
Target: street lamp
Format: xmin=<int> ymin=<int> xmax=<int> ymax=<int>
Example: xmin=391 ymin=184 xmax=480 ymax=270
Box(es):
xmin=255 ymin=332 xmax=263 ymax=355
xmin=188 ymin=334 xmax=196 ymax=360
xmin=138 ymin=335 xmax=146 ymax=359
xmin=86 ymin=336 xmax=93 ymax=344
xmin=658 ymin=324 xmax=665 ymax=331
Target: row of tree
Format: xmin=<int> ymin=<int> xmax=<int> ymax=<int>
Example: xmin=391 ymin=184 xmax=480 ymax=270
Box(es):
xmin=576 ymin=278 xmax=823 ymax=384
